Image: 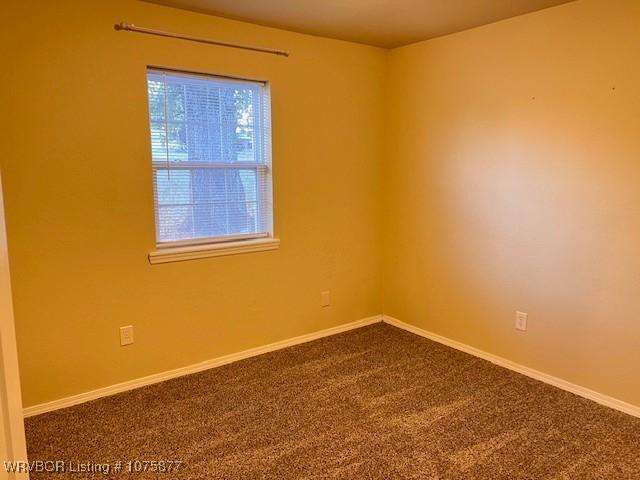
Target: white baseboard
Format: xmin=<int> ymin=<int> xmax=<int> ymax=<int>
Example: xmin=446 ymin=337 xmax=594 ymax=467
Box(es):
xmin=382 ymin=315 xmax=640 ymax=419
xmin=24 ymin=313 xmax=640 ymax=420
xmin=23 ymin=315 xmax=383 ymax=417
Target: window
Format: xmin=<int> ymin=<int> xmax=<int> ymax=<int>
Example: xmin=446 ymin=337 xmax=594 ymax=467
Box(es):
xmin=146 ymin=68 xmax=277 ymax=263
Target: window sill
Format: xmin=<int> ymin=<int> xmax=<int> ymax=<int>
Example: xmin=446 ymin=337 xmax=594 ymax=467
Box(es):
xmin=148 ymin=237 xmax=280 ymax=264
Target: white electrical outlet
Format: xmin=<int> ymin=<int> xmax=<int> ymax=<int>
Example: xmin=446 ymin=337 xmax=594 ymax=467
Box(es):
xmin=321 ymin=290 xmax=331 ymax=307
xmin=515 ymin=311 xmax=528 ymax=331
xmin=120 ymin=325 xmax=134 ymax=346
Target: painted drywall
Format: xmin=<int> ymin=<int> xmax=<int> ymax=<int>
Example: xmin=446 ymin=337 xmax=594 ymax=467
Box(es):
xmin=384 ymin=0 xmax=640 ymax=406
xmin=4 ymin=0 xmax=640 ymax=412
xmin=0 ymin=0 xmax=386 ymax=407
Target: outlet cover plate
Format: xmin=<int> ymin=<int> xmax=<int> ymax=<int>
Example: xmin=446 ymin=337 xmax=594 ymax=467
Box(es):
xmin=515 ymin=311 xmax=527 ymax=331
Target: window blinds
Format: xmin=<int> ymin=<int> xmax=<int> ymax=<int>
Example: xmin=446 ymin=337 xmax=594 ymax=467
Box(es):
xmin=146 ymin=69 xmax=273 ymax=246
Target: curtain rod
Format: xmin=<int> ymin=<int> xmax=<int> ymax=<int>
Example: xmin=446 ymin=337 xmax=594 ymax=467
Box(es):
xmin=114 ymin=22 xmax=290 ymax=57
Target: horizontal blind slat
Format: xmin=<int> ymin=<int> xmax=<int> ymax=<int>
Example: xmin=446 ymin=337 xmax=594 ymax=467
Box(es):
xmin=152 ymin=163 xmax=269 ymax=170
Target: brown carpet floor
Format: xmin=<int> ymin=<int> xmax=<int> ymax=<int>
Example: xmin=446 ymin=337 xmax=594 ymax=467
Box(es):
xmin=25 ymin=323 xmax=640 ymax=479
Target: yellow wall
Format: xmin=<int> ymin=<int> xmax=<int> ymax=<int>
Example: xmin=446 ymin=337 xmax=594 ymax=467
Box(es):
xmin=4 ymin=0 xmax=640 ymax=410
xmin=1 ymin=0 xmax=386 ymax=407
xmin=384 ymin=0 xmax=640 ymax=406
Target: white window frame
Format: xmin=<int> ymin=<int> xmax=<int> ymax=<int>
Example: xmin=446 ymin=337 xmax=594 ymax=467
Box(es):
xmin=146 ymin=67 xmax=278 ymax=264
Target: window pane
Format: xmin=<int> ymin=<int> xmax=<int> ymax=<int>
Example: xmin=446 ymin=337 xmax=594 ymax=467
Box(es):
xmin=154 ymin=168 xmax=260 ymax=240
xmin=147 ymin=69 xmax=272 ymax=245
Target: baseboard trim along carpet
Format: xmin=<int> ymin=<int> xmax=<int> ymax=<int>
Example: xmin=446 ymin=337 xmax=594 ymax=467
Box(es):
xmin=23 ymin=315 xmax=383 ymax=417
xmin=24 ymin=314 xmax=640 ymax=419
xmin=382 ymin=315 xmax=640 ymax=419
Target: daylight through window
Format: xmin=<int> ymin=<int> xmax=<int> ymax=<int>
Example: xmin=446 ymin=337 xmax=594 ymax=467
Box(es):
xmin=146 ymin=69 xmax=273 ymax=247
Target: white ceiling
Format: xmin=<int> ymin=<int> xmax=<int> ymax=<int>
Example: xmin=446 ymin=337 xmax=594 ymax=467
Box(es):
xmin=143 ymin=0 xmax=576 ymax=48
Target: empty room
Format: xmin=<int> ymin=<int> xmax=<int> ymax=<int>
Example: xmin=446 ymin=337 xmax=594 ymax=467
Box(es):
xmin=1 ymin=0 xmax=640 ymax=478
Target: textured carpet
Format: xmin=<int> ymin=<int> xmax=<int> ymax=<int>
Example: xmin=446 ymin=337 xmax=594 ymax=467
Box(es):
xmin=25 ymin=323 xmax=640 ymax=479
